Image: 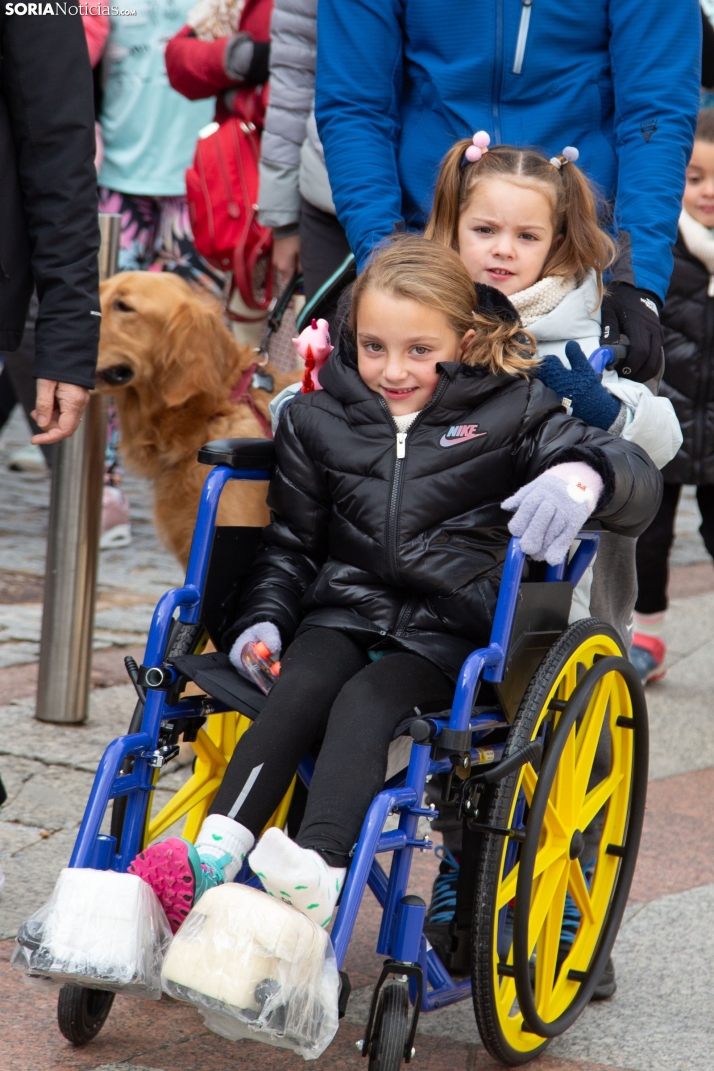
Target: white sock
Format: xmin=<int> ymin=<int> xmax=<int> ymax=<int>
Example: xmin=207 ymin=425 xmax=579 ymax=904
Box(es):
xmin=195 ymin=814 xmax=255 ymax=882
xmin=248 ymin=826 xmax=346 ymax=927
xmin=634 ymin=611 xmax=666 ymax=638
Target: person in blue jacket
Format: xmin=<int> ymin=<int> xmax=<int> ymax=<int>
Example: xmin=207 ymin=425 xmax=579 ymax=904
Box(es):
xmin=315 ymin=0 xmax=701 ymax=384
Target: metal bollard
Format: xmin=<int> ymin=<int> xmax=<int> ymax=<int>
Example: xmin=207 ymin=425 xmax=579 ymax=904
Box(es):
xmin=35 ymin=214 xmax=121 ymax=724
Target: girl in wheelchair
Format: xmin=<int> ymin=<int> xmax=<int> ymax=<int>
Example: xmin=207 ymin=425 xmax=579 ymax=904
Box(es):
xmin=130 ymin=235 xmax=661 ymax=934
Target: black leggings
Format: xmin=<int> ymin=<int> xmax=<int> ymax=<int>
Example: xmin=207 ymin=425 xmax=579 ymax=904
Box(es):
xmin=209 ymin=627 xmax=453 ymax=867
xmin=635 ymin=483 xmax=714 ymax=614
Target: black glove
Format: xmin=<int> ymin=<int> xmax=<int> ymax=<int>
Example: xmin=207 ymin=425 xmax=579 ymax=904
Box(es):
xmin=600 ymin=282 xmax=664 ymax=383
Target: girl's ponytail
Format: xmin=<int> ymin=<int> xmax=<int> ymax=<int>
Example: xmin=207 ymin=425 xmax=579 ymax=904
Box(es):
xmin=424 ymin=139 xmax=474 ymax=250
xmin=546 ymin=158 xmax=615 ymax=296
xmin=350 ymin=235 xmax=536 ymax=378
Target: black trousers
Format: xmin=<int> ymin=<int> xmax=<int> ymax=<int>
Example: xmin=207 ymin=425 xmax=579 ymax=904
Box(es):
xmin=635 ymin=483 xmax=714 ymax=614
xmin=209 ymin=627 xmax=453 ymax=867
xmin=299 ymin=198 xmax=351 ymax=326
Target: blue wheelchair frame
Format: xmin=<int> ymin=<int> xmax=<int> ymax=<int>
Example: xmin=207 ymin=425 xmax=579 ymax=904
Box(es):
xmin=68 ymin=461 xmax=600 ymax=1024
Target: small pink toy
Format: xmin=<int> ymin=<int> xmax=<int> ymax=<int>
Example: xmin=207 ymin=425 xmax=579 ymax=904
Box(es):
xmin=292 ymin=318 xmax=334 ymax=392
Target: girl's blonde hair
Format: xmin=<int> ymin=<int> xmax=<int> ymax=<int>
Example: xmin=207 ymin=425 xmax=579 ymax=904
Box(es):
xmin=349 ymin=235 xmax=535 ymax=376
xmin=425 ymin=141 xmax=615 ymax=292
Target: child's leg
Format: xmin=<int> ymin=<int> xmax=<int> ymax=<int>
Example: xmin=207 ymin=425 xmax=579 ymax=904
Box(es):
xmin=589 ymin=533 xmax=638 ymax=650
xmin=632 ymin=483 xmax=681 ymax=682
xmin=130 ymin=628 xmax=366 ymax=928
xmin=695 ymin=484 xmax=714 ymax=561
xmin=250 ymin=652 xmax=452 ymax=923
xmin=634 ymin=483 xmax=681 ymax=616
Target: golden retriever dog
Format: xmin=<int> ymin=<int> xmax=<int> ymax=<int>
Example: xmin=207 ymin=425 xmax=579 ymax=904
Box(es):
xmin=96 ymin=272 xmax=299 ymax=566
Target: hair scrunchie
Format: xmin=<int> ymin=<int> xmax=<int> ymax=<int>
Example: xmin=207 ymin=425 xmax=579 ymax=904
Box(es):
xmin=549 ymin=146 xmax=580 ymax=169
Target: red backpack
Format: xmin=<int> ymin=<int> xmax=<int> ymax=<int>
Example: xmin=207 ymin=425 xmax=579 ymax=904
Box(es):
xmin=186 ymin=88 xmax=273 ymax=320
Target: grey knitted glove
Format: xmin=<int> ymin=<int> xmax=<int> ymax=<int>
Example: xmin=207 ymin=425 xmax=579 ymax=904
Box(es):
xmin=502 ymin=463 xmax=603 ymax=565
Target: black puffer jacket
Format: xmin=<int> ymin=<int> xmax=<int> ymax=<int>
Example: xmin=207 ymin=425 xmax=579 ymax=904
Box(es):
xmin=226 ymin=343 xmax=662 ymax=679
xmin=659 ymin=236 xmax=714 ymax=484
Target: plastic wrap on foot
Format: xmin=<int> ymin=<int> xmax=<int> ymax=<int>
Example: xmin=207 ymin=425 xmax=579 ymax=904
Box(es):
xmin=161 ymin=883 xmax=340 ymax=1059
xmin=12 ymin=868 xmax=172 ymax=998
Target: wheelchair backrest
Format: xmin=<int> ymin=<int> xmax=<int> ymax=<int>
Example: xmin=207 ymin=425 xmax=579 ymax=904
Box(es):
xmin=495 ymin=580 xmax=573 ymax=721
xmin=200 ymin=526 xmax=264 ymax=648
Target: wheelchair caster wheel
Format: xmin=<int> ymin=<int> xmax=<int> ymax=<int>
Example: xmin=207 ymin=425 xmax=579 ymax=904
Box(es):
xmin=368 ymin=983 xmax=409 ymax=1071
xmin=57 ymin=984 xmax=115 ymax=1045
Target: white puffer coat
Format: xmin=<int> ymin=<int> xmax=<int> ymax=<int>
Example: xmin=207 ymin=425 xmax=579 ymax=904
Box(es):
xmin=258 ymin=0 xmax=334 ymax=232
xmin=527 ymin=272 xmax=682 ymax=471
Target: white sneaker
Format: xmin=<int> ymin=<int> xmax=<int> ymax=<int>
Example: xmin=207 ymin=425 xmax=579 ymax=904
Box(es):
xmin=8 ymin=444 xmax=48 ymax=473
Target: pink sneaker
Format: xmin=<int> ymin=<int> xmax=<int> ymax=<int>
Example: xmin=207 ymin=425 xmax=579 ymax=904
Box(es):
xmin=101 ymin=485 xmax=131 ymax=549
xmin=128 ymin=838 xmax=197 ymax=933
xmin=128 ymin=837 xmax=231 ymax=932
xmin=630 ymin=633 xmax=666 ymax=685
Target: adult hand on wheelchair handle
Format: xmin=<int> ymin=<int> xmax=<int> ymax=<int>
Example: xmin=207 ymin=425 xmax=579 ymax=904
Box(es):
xmin=31 ymin=379 xmax=90 ymax=445
xmin=502 ymin=462 xmax=603 ymax=566
xmin=600 ymin=281 xmax=664 ymax=383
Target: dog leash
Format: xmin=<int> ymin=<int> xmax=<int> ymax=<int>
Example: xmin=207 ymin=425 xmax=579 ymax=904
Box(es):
xmin=229 ymin=362 xmax=273 ymax=439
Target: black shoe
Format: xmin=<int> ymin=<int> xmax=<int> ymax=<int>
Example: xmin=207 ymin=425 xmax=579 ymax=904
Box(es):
xmin=591 ymin=956 xmax=616 ymax=1000
xmin=423 ymin=847 xmax=460 ymax=964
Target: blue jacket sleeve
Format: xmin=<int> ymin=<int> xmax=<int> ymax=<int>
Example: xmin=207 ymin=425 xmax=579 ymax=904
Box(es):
xmin=608 ymin=0 xmax=700 ymax=300
xmin=315 ymin=0 xmax=404 ymax=269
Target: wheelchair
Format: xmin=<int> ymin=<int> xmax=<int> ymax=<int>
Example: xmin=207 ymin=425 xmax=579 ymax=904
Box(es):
xmin=56 ymin=437 xmax=648 ymax=1067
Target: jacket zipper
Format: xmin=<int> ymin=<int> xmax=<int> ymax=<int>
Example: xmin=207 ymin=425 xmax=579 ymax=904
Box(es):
xmin=381 ymin=377 xmax=450 ymax=587
xmin=491 ymin=0 xmax=504 ymax=142
xmin=694 ymin=294 xmax=714 ymax=482
xmin=512 ymin=0 xmax=533 ymax=74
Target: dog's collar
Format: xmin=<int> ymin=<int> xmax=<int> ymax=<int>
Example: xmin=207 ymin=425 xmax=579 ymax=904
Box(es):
xmin=228 ymin=362 xmax=273 ymax=439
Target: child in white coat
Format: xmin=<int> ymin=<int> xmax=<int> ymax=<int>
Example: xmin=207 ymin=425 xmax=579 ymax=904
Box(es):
xmin=427 ymin=133 xmax=681 ymax=644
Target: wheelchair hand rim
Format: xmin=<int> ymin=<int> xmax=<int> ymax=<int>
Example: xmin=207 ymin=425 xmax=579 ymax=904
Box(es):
xmin=513 ymin=655 xmax=648 ymax=1038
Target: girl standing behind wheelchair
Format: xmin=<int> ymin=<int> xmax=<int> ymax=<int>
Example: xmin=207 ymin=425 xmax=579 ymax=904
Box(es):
xmin=129 ymin=236 xmax=661 ymax=933
xmin=426 ymin=134 xmax=681 ymax=646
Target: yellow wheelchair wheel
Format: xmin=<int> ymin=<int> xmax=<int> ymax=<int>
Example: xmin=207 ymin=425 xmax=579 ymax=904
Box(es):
xmin=472 ymin=619 xmax=648 ymax=1065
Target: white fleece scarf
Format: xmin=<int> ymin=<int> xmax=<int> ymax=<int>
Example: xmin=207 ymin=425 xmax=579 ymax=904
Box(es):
xmin=678 ymin=208 xmax=714 ymax=296
xmin=508 ymin=275 xmax=576 ymax=327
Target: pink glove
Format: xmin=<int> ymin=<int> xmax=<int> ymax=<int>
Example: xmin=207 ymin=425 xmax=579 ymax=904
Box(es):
xmin=292 ymin=318 xmax=334 ymax=392
xmin=502 ymin=462 xmax=603 ymax=565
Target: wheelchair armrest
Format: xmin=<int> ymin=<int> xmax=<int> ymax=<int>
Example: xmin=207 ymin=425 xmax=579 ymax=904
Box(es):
xmin=197 ymin=438 xmax=275 ymax=471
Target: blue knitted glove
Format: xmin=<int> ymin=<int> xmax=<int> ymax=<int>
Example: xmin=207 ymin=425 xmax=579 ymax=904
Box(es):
xmin=536 ymin=341 xmax=622 ymax=430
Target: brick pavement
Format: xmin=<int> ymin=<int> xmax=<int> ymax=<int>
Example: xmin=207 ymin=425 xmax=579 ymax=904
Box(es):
xmin=0 ymin=409 xmax=713 ymax=1070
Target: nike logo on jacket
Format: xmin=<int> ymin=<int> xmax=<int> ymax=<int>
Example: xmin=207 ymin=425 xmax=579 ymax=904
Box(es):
xmin=439 ymin=424 xmax=487 ymax=447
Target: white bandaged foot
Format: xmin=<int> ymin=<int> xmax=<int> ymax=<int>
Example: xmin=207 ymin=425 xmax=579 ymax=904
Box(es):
xmin=195 ymin=814 xmax=255 ymax=882
xmin=249 ymin=826 xmax=346 ymax=927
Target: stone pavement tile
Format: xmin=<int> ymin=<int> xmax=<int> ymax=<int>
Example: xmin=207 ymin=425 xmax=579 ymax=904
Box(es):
xmin=549 ymin=882 xmax=714 ymax=1071
xmin=669 ymin=561 xmax=714 ymax=598
xmin=0 ymin=828 xmax=79 ymax=939
xmin=645 ymin=637 xmax=714 ymax=780
xmin=630 ymin=766 xmax=714 ymax=903
xmin=0 ymin=820 xmax=46 ymax=858
xmin=660 ymin=590 xmax=714 ymax=664
xmin=2 ymin=766 xmax=96 ymax=831
xmin=0 ymin=932 xmax=627 ymax=1071
xmin=0 ymin=684 xmax=137 ymax=773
